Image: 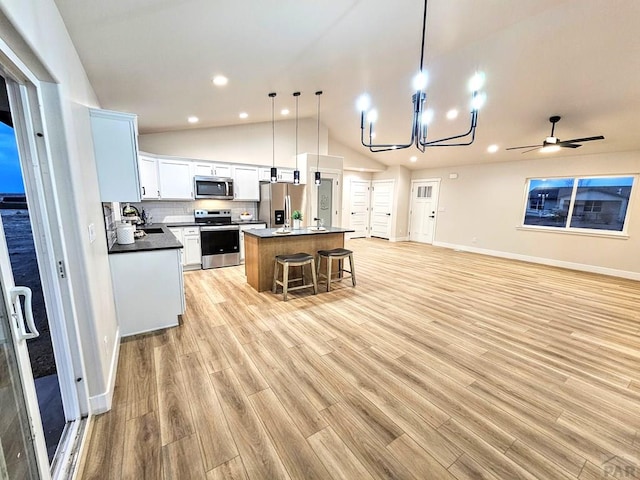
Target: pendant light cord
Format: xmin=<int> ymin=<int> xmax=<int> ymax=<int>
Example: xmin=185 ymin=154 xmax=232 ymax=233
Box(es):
xmin=316 ymin=91 xmax=322 ymax=169
xmin=270 ymin=94 xmax=276 ymax=167
xmin=294 ymin=92 xmax=300 ymax=167
xmin=419 ymin=0 xmax=428 ymax=73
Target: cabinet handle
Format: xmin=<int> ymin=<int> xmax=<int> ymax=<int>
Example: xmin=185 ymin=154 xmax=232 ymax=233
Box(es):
xmin=157 ymin=190 xmax=160 ymax=197
xmin=142 ymin=186 xmax=146 ymax=195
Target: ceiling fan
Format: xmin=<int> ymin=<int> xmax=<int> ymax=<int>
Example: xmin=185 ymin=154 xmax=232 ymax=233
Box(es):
xmin=506 ymin=116 xmax=604 ymax=153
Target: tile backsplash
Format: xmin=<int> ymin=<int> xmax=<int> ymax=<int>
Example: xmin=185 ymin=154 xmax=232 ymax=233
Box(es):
xmin=131 ymin=200 xmax=258 ymax=224
xmin=102 ymin=202 xmax=117 ymax=248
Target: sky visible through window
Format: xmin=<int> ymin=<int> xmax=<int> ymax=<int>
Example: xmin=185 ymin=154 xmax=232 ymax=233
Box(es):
xmin=0 ymin=122 xmax=24 ymax=193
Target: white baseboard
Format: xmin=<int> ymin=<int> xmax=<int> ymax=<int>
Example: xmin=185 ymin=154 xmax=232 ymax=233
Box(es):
xmin=433 ymin=241 xmax=640 ymax=281
xmin=390 ymin=236 xmax=409 ymax=242
xmin=88 ymin=327 xmax=121 ymax=414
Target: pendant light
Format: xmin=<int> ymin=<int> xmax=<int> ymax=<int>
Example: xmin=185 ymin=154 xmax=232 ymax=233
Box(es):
xmin=293 ymin=91 xmax=301 ymax=184
xmin=269 ymin=92 xmax=277 ymax=183
xmin=315 ymin=90 xmax=322 ymax=186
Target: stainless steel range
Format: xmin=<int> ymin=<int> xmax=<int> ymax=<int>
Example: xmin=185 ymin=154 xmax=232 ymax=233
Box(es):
xmin=194 ymin=209 xmax=240 ymax=269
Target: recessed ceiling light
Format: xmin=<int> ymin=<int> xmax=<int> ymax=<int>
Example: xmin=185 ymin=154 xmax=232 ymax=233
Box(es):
xmin=410 ymin=156 xmax=417 ymax=162
xmin=239 ymin=112 xmax=248 ymax=119
xmin=281 ymin=109 xmax=290 ymax=116
xmin=446 ymin=109 xmax=459 ymax=120
xmin=487 ymin=144 xmax=499 ymax=153
xmin=212 ymin=75 xmax=228 ymax=86
xmin=187 ymin=116 xmax=199 ymax=124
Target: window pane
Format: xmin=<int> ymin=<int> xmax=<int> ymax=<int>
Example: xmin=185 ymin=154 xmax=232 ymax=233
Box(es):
xmin=569 ymin=177 xmax=634 ymax=231
xmin=523 ymin=178 xmax=574 ymax=227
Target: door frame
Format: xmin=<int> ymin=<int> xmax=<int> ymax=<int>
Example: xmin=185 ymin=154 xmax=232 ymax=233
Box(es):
xmin=408 ymin=178 xmax=441 ymax=244
xmin=1 ymin=36 xmax=89 ymax=479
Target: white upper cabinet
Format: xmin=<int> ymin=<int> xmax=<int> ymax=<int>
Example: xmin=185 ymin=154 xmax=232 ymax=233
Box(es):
xmin=194 ymin=162 xmax=232 ymax=178
xmin=277 ymin=168 xmax=295 ymax=183
xmin=258 ymin=167 xmax=271 ymax=182
xmin=89 ymin=108 xmax=141 ymax=202
xmin=138 ymin=154 xmax=160 ymax=199
xmin=158 ymin=159 xmax=193 ymax=200
xmin=233 ymin=165 xmax=260 ymax=201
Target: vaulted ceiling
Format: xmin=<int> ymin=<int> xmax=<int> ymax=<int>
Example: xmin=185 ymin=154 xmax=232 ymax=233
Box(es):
xmin=53 ymin=0 xmax=640 ymax=169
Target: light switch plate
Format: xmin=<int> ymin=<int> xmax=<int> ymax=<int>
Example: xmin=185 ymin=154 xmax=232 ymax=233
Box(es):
xmin=88 ymin=223 xmax=96 ymax=243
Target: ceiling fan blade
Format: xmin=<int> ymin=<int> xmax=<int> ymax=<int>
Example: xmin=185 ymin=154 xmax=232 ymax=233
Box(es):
xmin=558 ymin=135 xmax=604 ymax=144
xmin=520 ymin=147 xmax=542 ymax=154
xmin=505 ymin=144 xmax=543 ymax=151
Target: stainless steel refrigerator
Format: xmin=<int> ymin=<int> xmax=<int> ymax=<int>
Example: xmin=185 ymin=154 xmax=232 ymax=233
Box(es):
xmin=258 ymin=181 xmax=307 ymax=228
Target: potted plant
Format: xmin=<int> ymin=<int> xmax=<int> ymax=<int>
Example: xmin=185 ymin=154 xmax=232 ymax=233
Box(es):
xmin=292 ymin=210 xmax=303 ymax=229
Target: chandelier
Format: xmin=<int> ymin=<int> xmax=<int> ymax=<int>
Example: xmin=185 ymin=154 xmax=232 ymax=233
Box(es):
xmin=357 ymin=0 xmax=486 ymax=153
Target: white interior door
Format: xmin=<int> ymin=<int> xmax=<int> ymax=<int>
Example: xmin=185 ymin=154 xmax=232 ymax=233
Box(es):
xmin=349 ymin=180 xmax=370 ymax=238
xmin=409 ymin=180 xmax=440 ymax=244
xmin=0 ymin=215 xmax=50 ymax=479
xmin=370 ymin=180 xmax=394 ymax=239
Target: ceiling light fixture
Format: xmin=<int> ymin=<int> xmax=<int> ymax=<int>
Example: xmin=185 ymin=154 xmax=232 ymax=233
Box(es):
xmin=357 ymin=0 xmax=486 ymax=152
xmin=239 ymin=112 xmax=248 ymax=119
xmin=187 ymin=116 xmax=199 ymax=124
xmin=281 ymin=109 xmax=290 ymax=116
xmin=293 ymin=92 xmax=301 ymax=184
xmin=213 ymin=75 xmax=228 ymax=86
xmin=410 ymin=156 xmax=417 ymax=162
xmin=446 ymin=109 xmax=459 ymax=120
xmin=315 ymin=91 xmax=323 ymax=186
xmin=269 ymin=93 xmax=277 ymax=183
xmin=487 ymin=144 xmax=499 ymax=153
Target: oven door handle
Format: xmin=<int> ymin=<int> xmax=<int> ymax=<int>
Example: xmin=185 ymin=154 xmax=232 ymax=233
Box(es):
xmin=200 ymin=226 xmax=240 ymax=232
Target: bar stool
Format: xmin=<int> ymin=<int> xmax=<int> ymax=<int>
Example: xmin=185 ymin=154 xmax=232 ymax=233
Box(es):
xmin=316 ymin=248 xmax=356 ymax=292
xmin=272 ymin=253 xmax=318 ymax=301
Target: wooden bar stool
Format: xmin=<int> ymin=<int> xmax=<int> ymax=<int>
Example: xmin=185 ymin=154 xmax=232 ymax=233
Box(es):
xmin=316 ymin=248 xmax=356 ymax=292
xmin=272 ymin=253 xmax=318 ymax=301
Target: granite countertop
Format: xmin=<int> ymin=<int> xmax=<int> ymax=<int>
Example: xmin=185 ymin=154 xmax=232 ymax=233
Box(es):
xmin=164 ymin=220 xmax=267 ymax=227
xmin=108 ymin=224 xmax=183 ymax=254
xmin=244 ymin=226 xmax=354 ymax=239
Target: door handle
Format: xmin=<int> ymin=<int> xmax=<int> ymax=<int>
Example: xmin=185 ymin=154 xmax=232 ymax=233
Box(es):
xmin=10 ymin=286 xmax=39 ymax=340
xmin=429 ymin=215 xmax=435 ymax=218
xmin=351 ymin=212 xmax=356 ymax=215
xmin=386 ymin=213 xmax=391 ymax=216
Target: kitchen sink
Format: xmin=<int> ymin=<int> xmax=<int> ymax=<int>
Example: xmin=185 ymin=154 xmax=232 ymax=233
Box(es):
xmin=138 ymin=227 xmax=164 ymax=234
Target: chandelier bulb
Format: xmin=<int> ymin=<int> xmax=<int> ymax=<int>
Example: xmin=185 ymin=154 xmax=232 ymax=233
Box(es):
xmin=470 ymin=92 xmax=486 ymax=111
xmin=468 ymin=72 xmax=485 ymax=92
xmin=357 ymin=94 xmax=371 ymax=113
xmin=412 ymin=71 xmax=428 ymax=91
xmin=367 ymin=109 xmax=378 ymax=124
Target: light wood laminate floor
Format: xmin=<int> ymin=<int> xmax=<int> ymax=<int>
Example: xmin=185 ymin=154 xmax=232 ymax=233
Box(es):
xmin=81 ymin=239 xmax=640 ymax=480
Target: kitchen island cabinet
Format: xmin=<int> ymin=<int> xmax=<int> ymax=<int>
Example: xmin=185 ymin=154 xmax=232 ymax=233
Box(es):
xmin=243 ymin=227 xmax=353 ymax=292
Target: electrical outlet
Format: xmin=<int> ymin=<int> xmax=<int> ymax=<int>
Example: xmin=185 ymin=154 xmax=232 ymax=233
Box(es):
xmin=88 ymin=223 xmax=96 ymax=243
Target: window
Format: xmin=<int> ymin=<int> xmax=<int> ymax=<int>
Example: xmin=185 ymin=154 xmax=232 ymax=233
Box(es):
xmin=523 ymin=176 xmax=634 ymax=233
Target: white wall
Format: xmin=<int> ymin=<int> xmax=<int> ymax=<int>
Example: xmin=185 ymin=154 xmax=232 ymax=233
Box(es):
xmin=140 ymin=118 xmax=328 ymax=168
xmin=413 ymin=150 xmax=640 ymax=278
xmin=1 ymin=0 xmax=120 ymax=410
xmin=328 ymin=137 xmax=386 ymax=172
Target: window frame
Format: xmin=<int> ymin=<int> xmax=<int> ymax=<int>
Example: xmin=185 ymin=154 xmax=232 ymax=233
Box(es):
xmin=519 ymin=174 xmax=637 ymax=238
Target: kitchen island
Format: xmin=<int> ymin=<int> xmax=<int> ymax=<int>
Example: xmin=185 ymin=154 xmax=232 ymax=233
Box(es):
xmin=243 ymin=226 xmax=354 ymax=292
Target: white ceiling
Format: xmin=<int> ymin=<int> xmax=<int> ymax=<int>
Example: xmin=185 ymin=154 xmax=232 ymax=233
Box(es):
xmin=53 ymin=0 xmax=640 ymax=169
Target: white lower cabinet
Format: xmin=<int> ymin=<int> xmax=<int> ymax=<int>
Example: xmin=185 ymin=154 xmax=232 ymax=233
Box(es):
xmin=109 ymin=249 xmax=184 ymax=337
xmin=183 ymin=227 xmax=201 ymax=268
xmin=240 ymin=223 xmax=266 ymax=262
xmin=170 ymin=227 xmax=201 ymax=269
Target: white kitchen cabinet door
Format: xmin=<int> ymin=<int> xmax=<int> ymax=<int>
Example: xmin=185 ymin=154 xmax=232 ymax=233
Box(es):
xmin=277 ymin=169 xmax=295 ymax=183
xmin=90 ymin=108 xmax=141 ymax=202
xmin=213 ymin=164 xmax=232 ymax=177
xmin=195 ymin=163 xmax=231 ymax=178
xmin=183 ymin=234 xmax=201 ymax=266
xmin=259 ymin=167 xmax=272 ymax=182
xmin=158 ymin=159 xmax=193 ymax=199
xmin=233 ymin=165 xmax=260 ymax=201
xmin=138 ymin=155 xmax=160 ymax=199
xmin=168 ymin=228 xmax=185 ymax=266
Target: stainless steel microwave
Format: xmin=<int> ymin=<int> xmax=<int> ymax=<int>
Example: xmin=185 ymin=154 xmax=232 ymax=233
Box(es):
xmin=194 ymin=176 xmax=234 ymax=199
